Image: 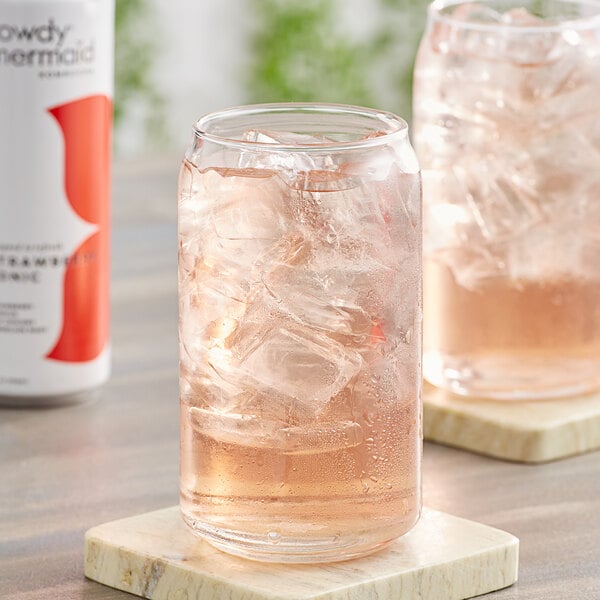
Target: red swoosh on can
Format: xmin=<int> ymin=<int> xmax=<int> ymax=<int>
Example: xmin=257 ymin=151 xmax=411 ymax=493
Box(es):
xmin=46 ymin=95 xmax=112 ymax=362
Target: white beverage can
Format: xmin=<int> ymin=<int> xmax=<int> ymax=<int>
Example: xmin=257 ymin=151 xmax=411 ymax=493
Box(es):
xmin=0 ymin=0 xmax=114 ymax=405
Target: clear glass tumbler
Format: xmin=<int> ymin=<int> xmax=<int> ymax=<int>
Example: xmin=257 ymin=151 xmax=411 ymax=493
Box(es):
xmin=413 ymin=0 xmax=600 ymax=399
xmin=178 ymin=104 xmax=422 ymax=563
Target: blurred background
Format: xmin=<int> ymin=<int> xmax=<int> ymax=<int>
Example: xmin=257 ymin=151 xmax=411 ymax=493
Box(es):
xmin=114 ymin=0 xmax=430 ymax=158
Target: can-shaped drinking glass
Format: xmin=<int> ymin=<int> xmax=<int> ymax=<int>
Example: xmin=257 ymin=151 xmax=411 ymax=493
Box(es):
xmin=414 ymin=0 xmax=600 ymax=399
xmin=178 ymin=104 xmax=422 ymax=562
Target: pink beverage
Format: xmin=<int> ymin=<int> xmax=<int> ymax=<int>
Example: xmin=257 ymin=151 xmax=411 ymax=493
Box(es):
xmin=178 ymin=105 xmax=422 ymax=562
xmin=0 ymin=0 xmax=114 ymax=405
xmin=413 ymin=0 xmax=600 ymax=399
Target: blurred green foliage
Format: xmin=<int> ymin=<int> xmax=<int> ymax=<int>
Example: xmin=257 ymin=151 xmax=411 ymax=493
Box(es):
xmin=248 ymin=0 xmax=430 ymax=120
xmin=112 ymin=0 xmax=431 ymax=152
xmin=249 ymin=0 xmax=376 ymax=107
xmin=114 ymin=0 xmax=166 ymax=146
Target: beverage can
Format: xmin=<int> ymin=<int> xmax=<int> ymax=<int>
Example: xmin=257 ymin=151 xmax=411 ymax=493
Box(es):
xmin=0 ymin=0 xmax=114 ymax=404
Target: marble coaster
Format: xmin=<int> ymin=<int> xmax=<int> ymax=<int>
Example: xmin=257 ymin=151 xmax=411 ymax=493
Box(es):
xmin=84 ymin=506 xmax=518 ymax=600
xmin=424 ymin=383 xmax=600 ymax=463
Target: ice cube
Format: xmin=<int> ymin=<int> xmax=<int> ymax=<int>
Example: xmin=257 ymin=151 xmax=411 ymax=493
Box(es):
xmin=188 ymin=404 xmax=279 ymax=446
xmin=224 ymin=295 xmax=280 ymax=362
xmin=206 ymin=168 xmax=286 ymax=242
xmin=239 ymin=129 xmax=336 ymax=177
xmin=284 ymin=166 xmax=417 ymax=266
xmin=179 ymin=257 xmax=248 ymax=363
xmin=520 ymin=53 xmax=580 ymax=103
xmin=500 ymin=8 xmax=547 ymax=26
xmin=251 ymin=234 xmax=314 ymax=292
xmin=180 ymin=166 xmax=287 ymax=268
xmin=260 ymin=262 xmax=373 ymax=342
xmin=180 ymin=348 xmax=247 ymax=413
xmin=438 ymin=4 xmax=563 ymax=65
xmin=181 ymin=166 xmax=296 ymax=301
xmin=452 ymin=159 xmax=543 ymax=242
xmin=429 ymin=3 xmax=502 ymax=54
xmin=436 ymin=245 xmax=509 ymax=290
xmin=188 ymin=404 xmax=364 ymax=453
xmin=243 ymin=129 xmax=335 ymax=146
xmin=423 ymin=169 xmax=474 ymax=255
xmin=501 ymin=8 xmax=567 ymax=65
xmin=236 ymin=325 xmax=362 ymax=414
xmin=526 ymin=130 xmax=600 ymax=214
xmin=452 ymin=3 xmax=504 ymax=59
xmin=376 ymin=166 xmax=421 ymax=242
xmin=178 ymin=162 xmax=214 ymax=257
xmin=422 ymin=161 xmax=543 ymax=289
xmin=507 ymin=222 xmax=584 ymax=279
xmin=285 ymin=168 xmax=361 ymax=193
xmin=453 ymin=2 xmax=503 ymax=24
xmin=538 ymin=77 xmax=600 ymax=129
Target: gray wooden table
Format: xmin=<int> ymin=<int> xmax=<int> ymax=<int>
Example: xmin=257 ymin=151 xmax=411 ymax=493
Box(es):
xmin=1 ymin=159 xmax=599 ymax=599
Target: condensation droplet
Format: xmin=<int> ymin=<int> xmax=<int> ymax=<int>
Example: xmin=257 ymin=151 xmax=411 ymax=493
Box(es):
xmin=267 ymin=531 xmax=281 ymax=544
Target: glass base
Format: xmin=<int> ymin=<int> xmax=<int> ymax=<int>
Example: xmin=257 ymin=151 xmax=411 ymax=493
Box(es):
xmin=181 ymin=508 xmax=420 ymax=564
xmin=424 ymin=351 xmax=600 ymax=400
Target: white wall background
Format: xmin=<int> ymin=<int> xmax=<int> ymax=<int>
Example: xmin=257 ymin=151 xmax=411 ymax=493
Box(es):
xmin=116 ymin=1 xmax=252 ymax=156
xmin=115 ymin=0 xmax=417 ymax=157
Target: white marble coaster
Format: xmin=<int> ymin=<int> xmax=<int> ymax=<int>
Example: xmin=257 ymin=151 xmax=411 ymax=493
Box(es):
xmin=424 ymin=383 xmax=600 ymax=463
xmin=84 ymin=506 xmax=518 ymax=600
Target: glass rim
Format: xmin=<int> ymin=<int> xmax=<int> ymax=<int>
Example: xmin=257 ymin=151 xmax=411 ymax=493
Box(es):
xmin=428 ymin=0 xmax=600 ymax=33
xmin=192 ymin=103 xmax=409 ymax=153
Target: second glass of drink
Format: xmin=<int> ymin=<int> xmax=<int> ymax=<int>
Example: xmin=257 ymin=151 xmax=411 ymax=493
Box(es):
xmin=414 ymin=0 xmax=600 ymax=399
